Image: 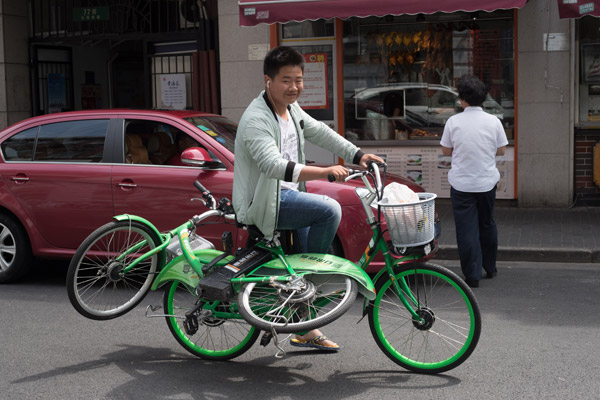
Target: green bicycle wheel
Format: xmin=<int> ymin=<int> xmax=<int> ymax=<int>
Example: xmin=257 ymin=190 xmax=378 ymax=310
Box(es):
xmin=164 ymin=281 xmax=260 ymax=360
xmin=368 ymin=262 xmax=481 ymax=374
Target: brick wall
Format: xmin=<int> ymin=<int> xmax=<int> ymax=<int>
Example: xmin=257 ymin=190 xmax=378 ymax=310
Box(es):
xmin=575 ymin=130 xmax=600 ymax=203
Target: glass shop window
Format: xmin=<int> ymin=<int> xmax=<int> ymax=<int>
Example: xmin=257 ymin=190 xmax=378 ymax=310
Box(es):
xmin=579 ymin=16 xmax=600 ymax=124
xmin=342 ymin=11 xmax=515 ymax=142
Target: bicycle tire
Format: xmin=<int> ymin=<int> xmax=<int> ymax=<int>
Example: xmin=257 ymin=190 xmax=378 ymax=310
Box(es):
xmin=67 ymin=220 xmax=161 ymax=320
xmin=164 ymin=281 xmax=259 ymax=360
xmin=237 ymin=274 xmax=358 ymax=334
xmin=368 ymin=262 xmax=481 ymax=374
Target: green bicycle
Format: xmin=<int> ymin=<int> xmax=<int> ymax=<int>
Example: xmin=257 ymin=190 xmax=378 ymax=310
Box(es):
xmin=67 ymin=162 xmax=481 ymax=374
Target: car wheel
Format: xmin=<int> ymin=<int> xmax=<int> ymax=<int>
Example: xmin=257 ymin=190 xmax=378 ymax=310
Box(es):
xmin=0 ymin=213 xmax=33 ymax=283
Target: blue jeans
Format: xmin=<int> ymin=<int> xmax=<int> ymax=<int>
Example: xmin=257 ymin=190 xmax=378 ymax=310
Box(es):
xmin=450 ymin=186 xmax=498 ymax=281
xmin=277 ymin=189 xmax=342 ymax=254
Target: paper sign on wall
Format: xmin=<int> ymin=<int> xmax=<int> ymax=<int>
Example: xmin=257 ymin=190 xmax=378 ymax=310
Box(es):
xmin=160 ymin=74 xmax=186 ymax=110
xmin=298 ymin=53 xmax=328 ymax=109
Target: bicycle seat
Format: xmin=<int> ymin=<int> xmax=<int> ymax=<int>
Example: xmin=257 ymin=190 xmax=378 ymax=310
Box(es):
xmin=236 ymin=223 xmax=299 ymax=254
xmin=235 ymin=223 xmax=265 ymax=247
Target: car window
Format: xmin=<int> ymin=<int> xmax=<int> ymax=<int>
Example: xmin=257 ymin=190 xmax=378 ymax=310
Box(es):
xmin=405 ymin=88 xmax=428 ymax=107
xmin=124 ymin=120 xmax=157 ymax=165
xmin=346 ymin=84 xmax=506 ymax=141
xmin=123 ymin=119 xmax=224 ymax=166
xmin=1 ymin=127 xmax=38 ymax=161
xmin=184 ymin=116 xmax=236 ymax=153
xmin=36 ymin=120 xmax=109 ymax=162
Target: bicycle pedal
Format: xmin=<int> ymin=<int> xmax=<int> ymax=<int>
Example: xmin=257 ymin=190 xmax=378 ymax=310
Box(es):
xmin=183 ymin=315 xmax=199 ymax=335
xmin=260 ymin=331 xmax=273 ymax=347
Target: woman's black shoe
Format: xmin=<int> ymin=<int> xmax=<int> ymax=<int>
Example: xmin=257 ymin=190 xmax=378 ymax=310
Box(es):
xmin=465 ymin=278 xmax=479 ymax=288
xmin=485 ymin=270 xmax=497 ymax=279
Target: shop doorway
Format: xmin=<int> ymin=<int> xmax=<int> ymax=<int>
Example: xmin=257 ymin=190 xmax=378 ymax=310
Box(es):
xmin=32 ymin=47 xmax=74 ymax=115
xmin=112 ymin=56 xmax=147 ymax=109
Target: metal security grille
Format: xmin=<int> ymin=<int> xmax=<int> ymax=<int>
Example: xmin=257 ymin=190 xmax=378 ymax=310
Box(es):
xmin=151 ymin=54 xmax=194 ymax=110
xmin=30 ymin=0 xmax=213 ymax=42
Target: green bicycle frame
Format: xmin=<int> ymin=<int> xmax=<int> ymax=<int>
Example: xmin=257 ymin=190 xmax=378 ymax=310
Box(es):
xmin=114 ymin=173 xmax=423 ymax=324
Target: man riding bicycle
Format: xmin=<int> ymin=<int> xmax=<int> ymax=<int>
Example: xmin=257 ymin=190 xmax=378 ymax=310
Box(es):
xmin=232 ymin=46 xmax=382 ymax=350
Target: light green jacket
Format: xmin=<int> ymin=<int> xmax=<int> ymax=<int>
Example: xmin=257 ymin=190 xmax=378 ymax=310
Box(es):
xmin=233 ymin=91 xmax=363 ymax=239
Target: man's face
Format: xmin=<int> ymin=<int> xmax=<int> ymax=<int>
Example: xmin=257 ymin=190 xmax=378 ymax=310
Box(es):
xmin=265 ymin=65 xmax=303 ymax=110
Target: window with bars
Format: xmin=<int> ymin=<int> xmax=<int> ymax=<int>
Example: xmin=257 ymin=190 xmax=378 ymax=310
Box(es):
xmin=35 ymin=48 xmax=74 ymax=115
xmin=151 ymin=54 xmax=193 ymax=110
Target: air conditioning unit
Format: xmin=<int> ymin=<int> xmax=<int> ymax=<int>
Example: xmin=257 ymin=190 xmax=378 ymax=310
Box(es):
xmin=179 ymin=0 xmax=207 ymax=30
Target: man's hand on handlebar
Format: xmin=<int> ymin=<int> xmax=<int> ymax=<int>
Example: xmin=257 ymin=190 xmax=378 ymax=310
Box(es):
xmin=325 ymin=165 xmax=350 ymax=182
xmin=359 ymin=153 xmax=385 ymax=170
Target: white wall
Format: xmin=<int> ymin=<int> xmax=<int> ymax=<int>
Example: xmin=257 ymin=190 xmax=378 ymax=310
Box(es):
xmin=517 ymin=0 xmax=573 ymax=206
xmin=218 ymin=0 xmax=269 ymax=123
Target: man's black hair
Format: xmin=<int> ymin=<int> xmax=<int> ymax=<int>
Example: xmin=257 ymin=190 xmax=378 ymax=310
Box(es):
xmin=263 ymin=46 xmax=304 ymax=79
xmin=456 ymin=75 xmax=487 ymax=107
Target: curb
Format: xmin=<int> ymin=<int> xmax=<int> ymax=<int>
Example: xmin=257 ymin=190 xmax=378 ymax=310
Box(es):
xmin=437 ymin=245 xmax=600 ymax=264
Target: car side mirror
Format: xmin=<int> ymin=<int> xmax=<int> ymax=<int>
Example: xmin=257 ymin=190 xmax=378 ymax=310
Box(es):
xmin=181 ymin=147 xmax=215 ymax=168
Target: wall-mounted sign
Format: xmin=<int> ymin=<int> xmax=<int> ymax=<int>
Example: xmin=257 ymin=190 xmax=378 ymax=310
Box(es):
xmin=248 ymin=44 xmax=269 ymax=60
xmin=160 ymin=74 xmax=186 ymax=110
xmin=298 ymin=53 xmax=328 ymax=109
xmin=543 ymin=33 xmax=569 ymax=51
xmin=360 ymin=145 xmax=515 ymax=199
xmin=73 ymin=7 xmax=109 ymax=21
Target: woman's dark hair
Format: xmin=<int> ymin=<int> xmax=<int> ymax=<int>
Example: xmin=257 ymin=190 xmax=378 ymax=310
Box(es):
xmin=456 ymin=75 xmax=487 ymax=107
xmin=263 ymin=46 xmax=304 ymax=79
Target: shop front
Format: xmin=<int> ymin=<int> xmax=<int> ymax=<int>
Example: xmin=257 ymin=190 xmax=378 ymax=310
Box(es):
xmin=563 ymin=2 xmax=600 ymax=204
xmin=239 ymin=0 xmax=526 ymax=199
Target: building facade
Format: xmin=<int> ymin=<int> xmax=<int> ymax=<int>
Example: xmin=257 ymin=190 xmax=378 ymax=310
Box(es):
xmin=0 ymin=0 xmax=596 ymax=206
xmin=221 ymin=0 xmax=579 ymax=207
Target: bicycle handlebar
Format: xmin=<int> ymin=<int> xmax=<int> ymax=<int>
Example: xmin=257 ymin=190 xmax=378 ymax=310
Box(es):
xmin=327 ymin=168 xmax=360 ymax=183
xmin=193 ymin=180 xmax=235 ymax=219
xmin=327 ymin=162 xmax=385 ymax=183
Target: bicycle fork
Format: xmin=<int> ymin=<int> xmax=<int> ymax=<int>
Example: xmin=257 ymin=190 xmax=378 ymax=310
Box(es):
xmin=363 ymin=238 xmax=425 ymax=325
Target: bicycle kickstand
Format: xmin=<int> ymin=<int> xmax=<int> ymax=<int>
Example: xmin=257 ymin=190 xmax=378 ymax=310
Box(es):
xmin=267 ymin=327 xmax=290 ymax=359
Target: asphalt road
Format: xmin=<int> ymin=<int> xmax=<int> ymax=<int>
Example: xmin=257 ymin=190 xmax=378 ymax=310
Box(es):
xmin=2 ymin=260 xmax=600 ymax=400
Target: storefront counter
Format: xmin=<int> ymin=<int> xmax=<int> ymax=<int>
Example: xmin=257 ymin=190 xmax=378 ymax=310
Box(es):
xmin=358 ymin=143 xmax=515 ymax=199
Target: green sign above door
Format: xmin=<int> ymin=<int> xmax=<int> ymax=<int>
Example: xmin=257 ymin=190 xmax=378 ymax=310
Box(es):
xmin=73 ymin=7 xmax=109 ymax=22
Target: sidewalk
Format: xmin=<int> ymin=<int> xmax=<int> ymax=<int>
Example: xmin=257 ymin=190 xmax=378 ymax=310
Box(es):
xmin=435 ymin=201 xmax=600 ymax=263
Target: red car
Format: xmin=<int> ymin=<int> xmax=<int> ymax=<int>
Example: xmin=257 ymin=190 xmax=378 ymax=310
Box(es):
xmin=0 ymin=109 xmax=432 ymax=283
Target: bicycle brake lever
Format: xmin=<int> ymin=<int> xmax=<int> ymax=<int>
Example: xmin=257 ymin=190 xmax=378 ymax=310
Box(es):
xmin=190 ymin=197 xmax=207 ymax=208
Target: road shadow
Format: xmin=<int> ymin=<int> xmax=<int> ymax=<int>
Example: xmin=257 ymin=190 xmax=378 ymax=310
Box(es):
xmin=13 ymin=344 xmax=461 ymax=399
xmin=15 ymin=258 xmax=70 ymax=286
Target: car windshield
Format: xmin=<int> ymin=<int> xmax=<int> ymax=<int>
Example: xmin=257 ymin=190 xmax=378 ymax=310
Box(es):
xmin=184 ymin=116 xmax=237 ymax=153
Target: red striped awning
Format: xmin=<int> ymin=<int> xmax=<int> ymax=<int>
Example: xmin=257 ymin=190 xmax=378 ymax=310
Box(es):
xmin=239 ymin=0 xmax=528 ymax=26
xmin=558 ymin=0 xmax=600 ymax=18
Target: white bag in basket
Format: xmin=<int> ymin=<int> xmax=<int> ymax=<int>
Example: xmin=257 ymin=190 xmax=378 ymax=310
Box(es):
xmin=381 ymin=182 xmax=419 ymax=204
xmin=379 ymin=183 xmax=424 ymax=231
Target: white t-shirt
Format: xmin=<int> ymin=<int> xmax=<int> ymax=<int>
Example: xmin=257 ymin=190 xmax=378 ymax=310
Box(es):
xmin=278 ymin=111 xmax=302 ymax=191
xmin=440 ymin=106 xmax=508 ymax=193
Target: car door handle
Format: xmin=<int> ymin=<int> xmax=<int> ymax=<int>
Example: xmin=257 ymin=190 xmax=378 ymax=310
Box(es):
xmin=11 ymin=175 xmax=30 ymax=183
xmin=118 ymin=182 xmax=138 ymax=188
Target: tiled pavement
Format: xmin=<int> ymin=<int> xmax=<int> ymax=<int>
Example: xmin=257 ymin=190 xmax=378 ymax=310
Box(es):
xmin=435 ymin=201 xmax=600 ymax=263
